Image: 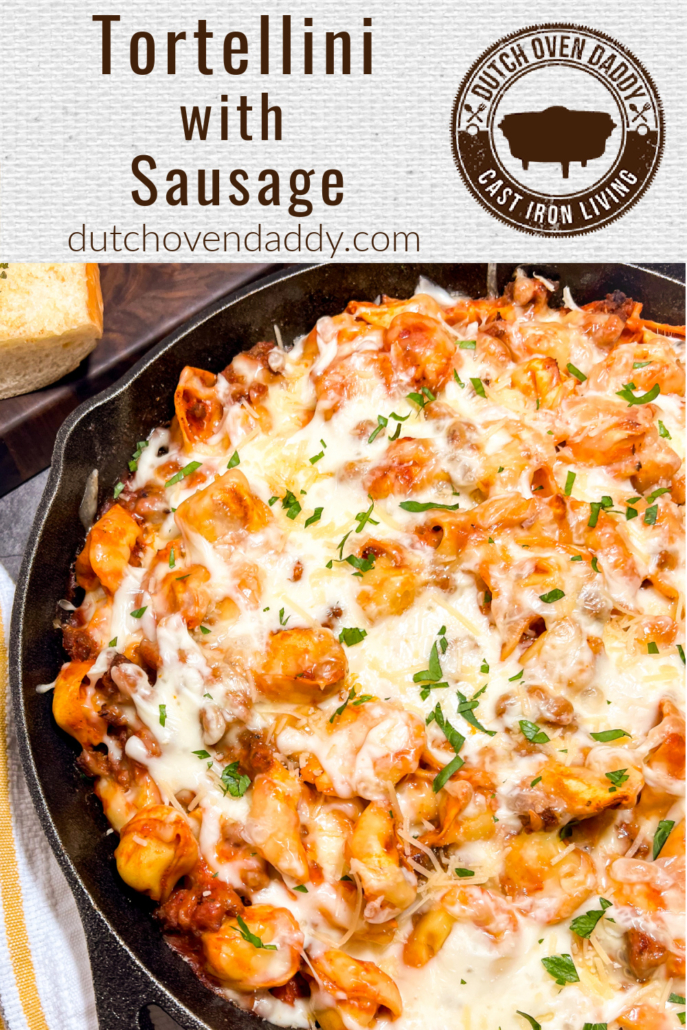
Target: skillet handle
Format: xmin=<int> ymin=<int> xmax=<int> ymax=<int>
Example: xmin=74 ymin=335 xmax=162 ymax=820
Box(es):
xmin=77 ymin=898 xmax=188 ymax=1030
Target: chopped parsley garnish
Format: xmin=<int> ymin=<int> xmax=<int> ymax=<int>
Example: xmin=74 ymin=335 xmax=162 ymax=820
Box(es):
xmin=338 ymin=627 xmax=367 ymax=647
xmin=456 ymin=688 xmax=495 ymax=736
xmin=633 ymin=360 xmax=652 ymax=369
xmin=293 ymin=884 xmax=308 ymax=893
xmin=128 ymin=440 xmax=149 ymax=473
xmin=647 ymin=487 xmax=670 ymax=504
xmin=113 ymin=481 xmax=124 ymax=499
xmin=368 ymin=414 xmax=389 ymax=443
xmin=541 ymin=953 xmax=579 ymax=985
xmin=470 ymin=377 xmax=486 ymax=398
xmin=158 ymin=704 xmax=166 ymax=727
xmin=516 ymin=1012 xmax=542 ymax=1030
xmin=605 ymin=769 xmax=629 ymax=792
xmin=281 ymin=490 xmax=302 ymax=520
xmin=480 ymin=660 xmax=489 ymax=674
xmin=309 ymin=450 xmax=325 ymax=464
xmin=644 ymin=504 xmax=658 ymax=525
xmin=226 ymin=450 xmax=240 ymax=469
xmin=407 ymin=387 xmax=436 ymax=408
xmin=658 ymin=420 xmax=671 ymax=439
xmin=588 ymin=501 xmax=602 ymax=528
xmin=519 ymin=719 xmax=550 ymax=744
xmin=165 ymin=460 xmax=202 ymax=487
xmin=530 ymin=776 xmax=542 ymax=787
xmin=199 ymin=625 xmax=211 ymax=634
xmin=192 ymin=749 xmax=211 ymax=759
xmin=670 ymin=995 xmax=686 ymax=1006
xmin=590 ymin=729 xmax=629 ymax=742
xmin=304 ymin=507 xmax=323 ymax=527
xmin=566 ymin=363 xmax=587 ymax=382
xmin=626 ymin=506 xmax=638 ymax=520
xmin=329 ymin=688 xmax=358 ymax=721
xmin=653 ymin=819 xmax=675 ymax=859
xmin=399 ymin=500 xmax=460 ymax=512
xmin=109 ymin=637 xmax=117 ymax=647
xmin=591 ymin=557 xmax=600 ymax=574
xmin=539 ymin=588 xmax=564 ymax=603
xmin=564 ymin=471 xmax=576 ymax=496
xmin=221 ymin=761 xmax=251 ymax=798
xmin=570 ymin=554 xmax=583 ymax=561
xmin=647 ymin=641 xmax=659 ymax=654
xmin=354 ymin=501 xmax=379 ymax=532
xmin=130 ymin=606 xmax=147 ymax=619
xmin=459 ymin=339 xmax=477 ymax=350
xmin=509 ymin=669 xmax=523 ymax=681
xmin=678 ymin=644 xmax=685 ymax=664
xmin=429 ymin=703 xmax=465 ymax=792
xmin=570 ymin=897 xmax=613 ymax=938
xmin=278 ymin=607 xmax=290 ymax=626
xmin=268 ymin=496 xmax=278 ymax=506
xmin=176 ymin=574 xmax=190 ymax=581
xmin=454 ymin=867 xmax=475 ymax=877
xmin=453 ymin=369 xmax=465 ymax=387
xmin=616 ymin=382 xmax=661 ymax=405
xmin=234 ymin=913 xmax=277 ymax=950
xmin=169 ymin=548 xmax=176 ymax=568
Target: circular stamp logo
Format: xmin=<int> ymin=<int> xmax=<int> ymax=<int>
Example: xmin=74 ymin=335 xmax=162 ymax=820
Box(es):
xmin=451 ymin=24 xmax=664 ymax=236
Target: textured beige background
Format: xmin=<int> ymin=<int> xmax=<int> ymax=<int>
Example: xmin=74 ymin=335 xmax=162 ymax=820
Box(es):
xmin=0 ymin=0 xmax=684 ymax=260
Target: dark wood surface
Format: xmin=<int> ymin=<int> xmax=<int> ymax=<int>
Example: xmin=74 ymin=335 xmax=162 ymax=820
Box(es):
xmin=0 ymin=263 xmax=278 ymax=497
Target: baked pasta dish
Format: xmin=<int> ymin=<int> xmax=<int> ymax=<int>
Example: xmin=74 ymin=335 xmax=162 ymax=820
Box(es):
xmin=51 ymin=271 xmax=685 ymax=1030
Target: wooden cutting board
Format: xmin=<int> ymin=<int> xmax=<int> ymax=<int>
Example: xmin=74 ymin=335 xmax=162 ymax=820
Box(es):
xmin=0 ymin=263 xmax=278 ymax=497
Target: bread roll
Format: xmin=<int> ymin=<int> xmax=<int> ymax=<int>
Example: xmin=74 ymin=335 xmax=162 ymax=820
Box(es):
xmin=0 ymin=263 xmax=103 ymax=400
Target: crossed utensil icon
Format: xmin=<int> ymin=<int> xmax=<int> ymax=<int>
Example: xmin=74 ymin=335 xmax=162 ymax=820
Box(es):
xmin=464 ymin=102 xmax=486 ymax=125
xmin=630 ymin=102 xmax=651 ymax=124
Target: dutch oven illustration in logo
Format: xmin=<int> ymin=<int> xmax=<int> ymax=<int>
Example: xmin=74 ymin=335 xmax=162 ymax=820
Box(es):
xmin=451 ymin=24 xmax=664 ymax=235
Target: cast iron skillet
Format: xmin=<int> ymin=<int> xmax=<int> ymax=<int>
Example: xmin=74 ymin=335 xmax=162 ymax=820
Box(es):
xmin=9 ymin=263 xmax=685 ymax=1030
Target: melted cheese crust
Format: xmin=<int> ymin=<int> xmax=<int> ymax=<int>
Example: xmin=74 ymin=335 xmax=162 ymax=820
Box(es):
xmin=55 ymin=273 xmax=685 ymax=1030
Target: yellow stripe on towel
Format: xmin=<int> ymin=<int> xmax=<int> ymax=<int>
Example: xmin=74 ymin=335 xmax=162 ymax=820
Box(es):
xmin=0 ymin=607 xmax=50 ymax=1030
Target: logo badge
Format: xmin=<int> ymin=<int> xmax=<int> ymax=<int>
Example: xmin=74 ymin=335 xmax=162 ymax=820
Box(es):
xmin=451 ymin=25 xmax=663 ymax=236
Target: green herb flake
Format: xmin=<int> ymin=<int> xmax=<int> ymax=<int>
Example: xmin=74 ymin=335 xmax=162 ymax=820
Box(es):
xmin=309 ymin=451 xmax=324 ymax=464
xmin=643 ymin=504 xmax=658 ymax=525
xmin=647 ymin=486 xmax=670 ymax=504
xmin=539 ymin=588 xmax=565 ymax=603
xmin=293 ymin=884 xmax=308 ymax=893
xmin=563 ymin=471 xmax=576 ymax=496
xmin=658 ymin=420 xmax=671 ymax=439
xmin=653 ymin=819 xmax=675 ymax=859
xmin=519 ymin=719 xmax=550 ymax=744
xmin=268 ymin=496 xmax=278 ymax=506
xmin=192 ymin=749 xmax=211 ymax=759
xmin=278 ymin=607 xmax=290 ymax=626
xmin=165 ymin=460 xmax=202 ymax=487
xmin=281 ymin=490 xmax=302 ymax=520
xmin=470 ymin=377 xmax=487 ymax=398
xmin=199 ymin=625 xmax=211 ymax=635
xmin=616 ymin=382 xmax=661 ymax=405
xmin=677 ymin=644 xmax=685 ymax=664
xmin=354 ymin=501 xmax=379 ymax=533
xmin=566 ymin=362 xmax=587 ymax=382
xmin=626 ymin=506 xmax=639 ymax=520
xmin=530 ymin=775 xmax=542 ymax=787
xmin=588 ymin=502 xmax=602 ymax=528
xmin=226 ymin=451 xmax=240 ymax=470
xmin=605 ymin=770 xmax=629 ymax=794
xmin=234 ymin=913 xmax=277 ymax=951
xmin=509 ymin=669 xmax=524 ymax=681
xmin=590 ymin=729 xmax=629 ymax=742
xmin=516 ymin=1013 xmax=542 ymax=1030
xmin=158 ymin=704 xmax=167 ymax=727
xmin=431 ymin=703 xmax=465 ymax=792
xmin=400 ymin=500 xmax=460 ymax=512
xmin=647 ymin=641 xmax=659 ymax=654
xmin=459 ymin=339 xmax=477 ymax=350
xmin=453 ymin=369 xmax=465 ymax=387
xmin=454 ymin=867 xmax=475 ymax=877
xmin=304 ymin=507 xmax=323 ymax=527
xmin=591 ymin=557 xmax=600 ymax=574
xmin=456 ymin=688 xmax=496 ymax=736
xmin=339 ymin=627 xmax=368 ymax=647
xmin=221 ymin=761 xmax=251 ymax=798
xmin=109 ymin=637 xmax=118 ymax=648
xmin=669 ymin=995 xmax=686 ymax=1006
xmin=480 ymin=660 xmax=489 ymax=674
xmin=541 ymin=953 xmax=579 ymax=985
xmin=330 ymin=686 xmax=357 ymax=723
xmin=130 ymin=606 xmax=147 ymax=619
xmin=113 ymin=481 xmax=124 ymax=499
